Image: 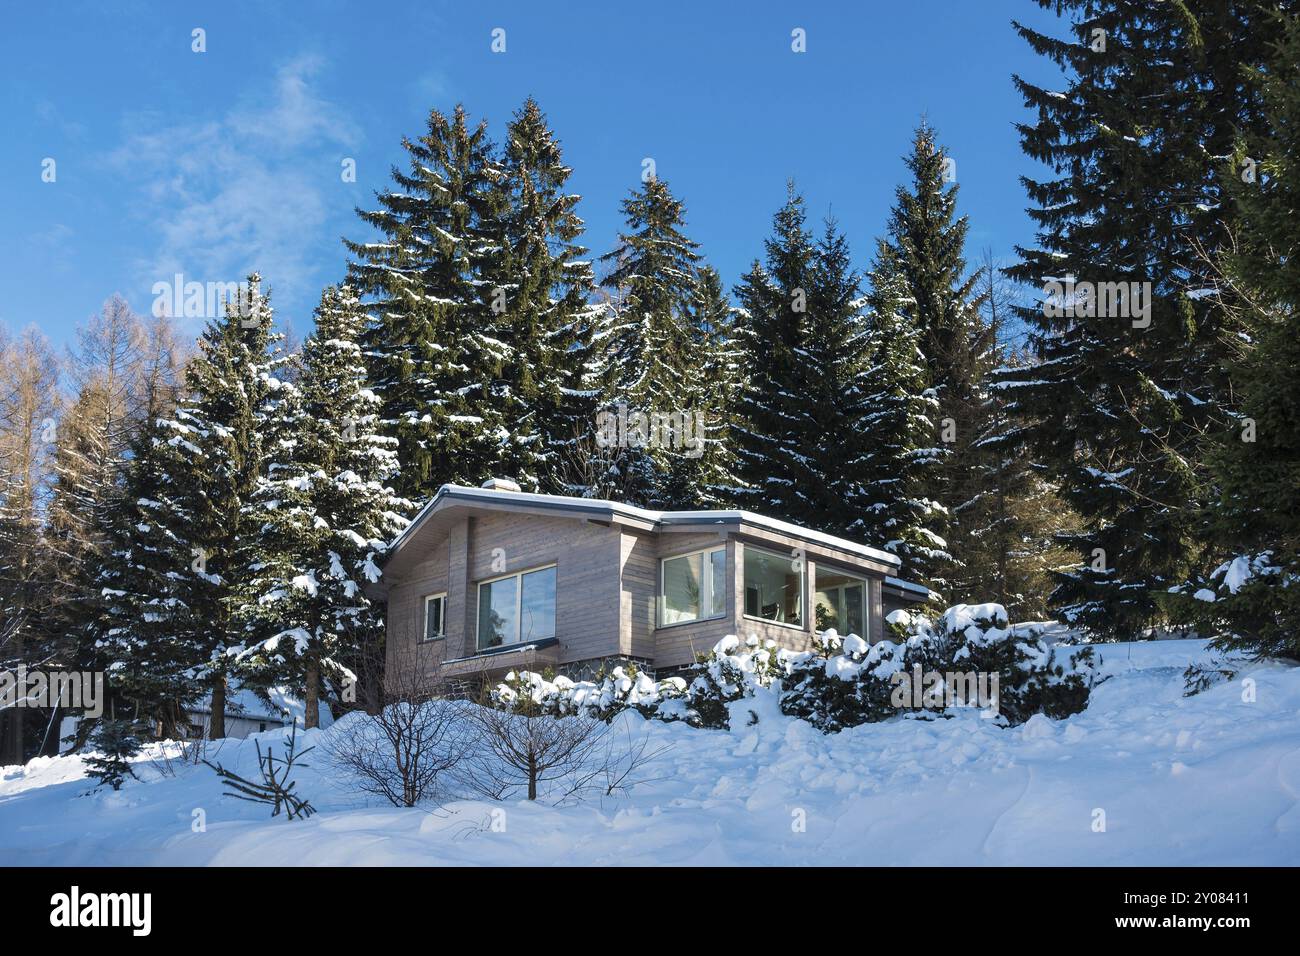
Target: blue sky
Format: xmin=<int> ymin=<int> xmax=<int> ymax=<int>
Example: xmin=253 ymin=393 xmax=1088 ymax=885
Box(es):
xmin=1 ymin=0 xmax=1066 ymax=349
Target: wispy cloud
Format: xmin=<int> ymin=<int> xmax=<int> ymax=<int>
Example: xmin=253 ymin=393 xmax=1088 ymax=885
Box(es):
xmin=105 ymin=54 xmax=359 ymax=319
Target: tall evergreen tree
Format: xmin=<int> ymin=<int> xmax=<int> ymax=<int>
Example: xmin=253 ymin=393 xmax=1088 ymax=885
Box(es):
xmin=149 ymin=275 xmax=280 ymax=738
xmin=730 ymin=188 xmax=822 ymax=524
xmin=596 ymin=176 xmax=707 ymax=506
xmin=95 ymin=408 xmax=200 ymax=737
xmin=346 ymin=105 xmax=507 ymax=502
xmin=731 ymin=188 xmax=879 ymax=539
xmin=999 ymin=0 xmax=1284 ymax=637
xmin=237 ymin=286 xmax=411 ymax=727
xmin=876 ymin=122 xmax=989 ymax=593
xmin=488 ymin=98 xmax=604 ymax=492
xmin=856 ymin=259 xmax=949 ymax=584
xmin=950 ymin=256 xmax=1082 ymax=615
xmin=1192 ymin=10 xmax=1300 ymax=660
xmin=673 ymin=264 xmax=742 ymax=508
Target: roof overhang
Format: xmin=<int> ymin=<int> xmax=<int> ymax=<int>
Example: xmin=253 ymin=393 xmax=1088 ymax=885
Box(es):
xmin=378 ymin=484 xmax=904 ymax=586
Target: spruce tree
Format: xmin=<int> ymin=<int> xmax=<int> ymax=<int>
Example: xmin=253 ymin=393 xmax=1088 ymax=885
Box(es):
xmin=673 ymin=264 xmax=742 ymax=508
xmin=346 ymin=105 xmax=507 ymax=502
xmin=1194 ymin=11 xmax=1300 ymax=660
xmin=856 ymin=258 xmax=949 ymax=584
xmin=596 ymin=176 xmax=710 ymax=506
xmin=730 ymin=188 xmax=823 ymax=524
xmin=95 ymin=408 xmax=201 ymax=737
xmin=876 ymin=122 xmax=989 ymax=594
xmin=1000 ymin=0 xmax=1283 ymax=637
xmin=488 ymin=98 xmax=604 ymax=492
xmin=731 ymin=189 xmax=879 ymax=539
xmin=151 ymin=275 xmax=280 ymax=737
xmin=237 ymin=286 xmax=411 ymax=727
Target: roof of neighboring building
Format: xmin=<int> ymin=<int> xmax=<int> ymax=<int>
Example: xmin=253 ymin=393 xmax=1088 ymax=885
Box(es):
xmin=884 ymin=575 xmax=938 ymax=603
xmin=387 ymin=483 xmax=904 ymax=569
xmin=185 ymin=684 xmax=334 ymax=728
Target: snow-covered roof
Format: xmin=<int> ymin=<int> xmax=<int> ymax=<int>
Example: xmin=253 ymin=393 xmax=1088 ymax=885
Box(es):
xmin=388 ymin=483 xmax=902 ymax=569
xmin=885 ymin=575 xmax=934 ymax=598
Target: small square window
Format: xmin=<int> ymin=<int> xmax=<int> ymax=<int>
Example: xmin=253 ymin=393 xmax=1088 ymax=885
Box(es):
xmin=423 ymin=593 xmax=447 ymax=642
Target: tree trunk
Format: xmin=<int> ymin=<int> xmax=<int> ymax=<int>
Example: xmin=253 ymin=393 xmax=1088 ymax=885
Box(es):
xmin=304 ymin=656 xmax=320 ymax=730
xmin=209 ymin=674 xmax=226 ymax=739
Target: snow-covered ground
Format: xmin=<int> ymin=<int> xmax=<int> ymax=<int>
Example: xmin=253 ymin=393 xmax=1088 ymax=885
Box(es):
xmin=3 ymin=638 xmax=1298 ymax=866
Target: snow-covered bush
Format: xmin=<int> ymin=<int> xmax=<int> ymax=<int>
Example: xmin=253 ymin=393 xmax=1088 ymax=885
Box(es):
xmin=783 ymin=604 xmax=1100 ymax=731
xmin=669 ymin=634 xmax=786 ymax=729
xmin=779 ymin=629 xmax=903 ymax=732
xmin=493 ymin=635 xmax=784 ymax=729
xmin=933 ymin=604 xmax=1099 ymax=725
xmin=494 ymin=606 xmax=1099 ymax=735
xmin=493 ymin=664 xmax=686 ymax=722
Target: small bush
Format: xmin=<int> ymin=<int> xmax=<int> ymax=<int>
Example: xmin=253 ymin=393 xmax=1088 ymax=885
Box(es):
xmin=84 ymin=719 xmax=147 ymax=791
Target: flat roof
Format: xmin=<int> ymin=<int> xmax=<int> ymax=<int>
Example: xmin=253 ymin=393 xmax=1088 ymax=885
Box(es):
xmin=388 ymin=483 xmax=903 ymax=569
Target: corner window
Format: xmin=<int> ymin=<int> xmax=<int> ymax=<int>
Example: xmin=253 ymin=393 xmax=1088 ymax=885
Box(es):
xmin=477 ymin=565 xmax=557 ymax=651
xmin=814 ymin=571 xmax=866 ymax=638
xmin=423 ymin=593 xmax=447 ymax=642
xmin=743 ymin=545 xmax=805 ymax=627
xmin=659 ymin=546 xmax=727 ymax=626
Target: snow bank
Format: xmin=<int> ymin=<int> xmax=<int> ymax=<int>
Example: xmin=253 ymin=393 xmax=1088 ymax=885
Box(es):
xmin=2 ymin=636 xmax=1297 ymax=865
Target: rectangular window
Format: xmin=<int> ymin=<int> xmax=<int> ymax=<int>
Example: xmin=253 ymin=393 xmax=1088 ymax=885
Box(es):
xmin=659 ymin=546 xmax=727 ymax=626
xmin=477 ymin=565 xmax=557 ymax=651
xmin=743 ymin=545 xmax=805 ymax=627
xmin=814 ymin=571 xmax=866 ymax=639
xmin=422 ymin=593 xmax=447 ymax=642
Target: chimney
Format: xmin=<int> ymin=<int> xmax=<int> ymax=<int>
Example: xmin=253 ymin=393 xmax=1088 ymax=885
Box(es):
xmin=480 ymin=477 xmax=522 ymax=493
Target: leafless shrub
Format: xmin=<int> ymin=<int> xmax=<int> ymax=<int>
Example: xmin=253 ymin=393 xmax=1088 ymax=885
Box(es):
xmin=592 ymin=721 xmax=673 ymax=800
xmin=325 ymin=646 xmax=472 ymax=807
xmin=464 ymin=686 xmax=670 ymax=803
xmin=148 ymin=731 xmax=212 ymax=777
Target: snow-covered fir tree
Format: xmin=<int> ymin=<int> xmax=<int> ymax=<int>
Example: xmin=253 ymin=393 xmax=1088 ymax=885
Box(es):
xmin=856 ymin=257 xmax=949 ymax=586
xmin=486 ymin=98 xmax=604 ymax=493
xmin=147 ymin=275 xmax=281 ymax=738
xmin=237 ymin=286 xmax=411 ymax=728
xmin=346 ymin=105 xmax=508 ymax=502
xmin=999 ymin=1 xmax=1283 ymax=637
xmin=731 ymin=189 xmax=880 ymax=539
xmin=95 ymin=409 xmax=201 ymax=737
xmin=1193 ymin=15 xmax=1300 ymax=661
xmin=596 ymin=175 xmax=706 ymax=506
xmin=875 ymin=122 xmax=991 ymax=596
xmin=670 ymin=264 xmax=742 ymax=508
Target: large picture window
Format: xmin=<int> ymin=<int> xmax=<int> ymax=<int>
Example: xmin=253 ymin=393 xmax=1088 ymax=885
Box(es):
xmin=814 ymin=571 xmax=866 ymax=638
xmin=659 ymin=546 xmax=727 ymax=626
xmin=477 ymin=565 xmax=557 ymax=650
xmin=743 ymin=545 xmax=805 ymax=627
